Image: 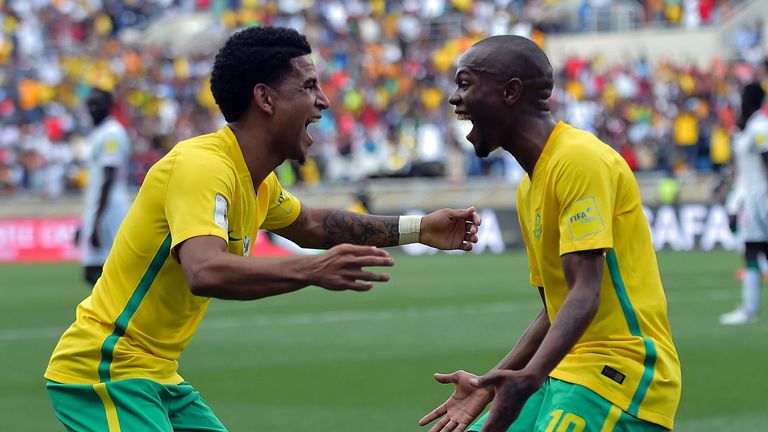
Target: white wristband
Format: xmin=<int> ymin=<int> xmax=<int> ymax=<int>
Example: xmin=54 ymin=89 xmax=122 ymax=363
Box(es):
xmin=398 ymin=216 xmax=422 ymax=245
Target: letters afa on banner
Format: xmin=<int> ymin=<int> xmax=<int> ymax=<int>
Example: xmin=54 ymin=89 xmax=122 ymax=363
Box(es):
xmin=0 ymin=204 xmax=742 ymax=262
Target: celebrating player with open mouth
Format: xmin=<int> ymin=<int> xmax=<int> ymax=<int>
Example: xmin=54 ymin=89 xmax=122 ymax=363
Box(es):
xmin=45 ymin=26 xmax=481 ymax=431
xmin=420 ymin=35 xmax=681 ymax=432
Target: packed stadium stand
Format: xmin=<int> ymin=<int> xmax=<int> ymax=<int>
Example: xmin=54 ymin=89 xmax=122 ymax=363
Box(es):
xmin=3 ymin=5 xmax=768 ymax=432
xmin=0 ymin=0 xmax=765 ymax=209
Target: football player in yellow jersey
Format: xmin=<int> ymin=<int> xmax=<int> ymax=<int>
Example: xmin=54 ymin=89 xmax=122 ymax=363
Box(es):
xmin=420 ymin=36 xmax=681 ymax=432
xmin=45 ymin=26 xmax=482 ymax=431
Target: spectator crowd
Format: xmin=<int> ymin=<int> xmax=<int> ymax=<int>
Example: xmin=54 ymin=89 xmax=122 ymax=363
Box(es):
xmin=0 ymin=0 xmax=764 ymax=197
xmin=583 ymin=0 xmax=749 ymax=32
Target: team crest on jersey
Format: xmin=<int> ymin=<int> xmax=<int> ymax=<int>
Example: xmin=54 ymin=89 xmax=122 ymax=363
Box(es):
xmin=533 ymin=213 xmax=542 ymax=239
xmin=214 ymin=194 xmax=229 ymax=231
xmin=565 ymin=196 xmax=605 ymax=240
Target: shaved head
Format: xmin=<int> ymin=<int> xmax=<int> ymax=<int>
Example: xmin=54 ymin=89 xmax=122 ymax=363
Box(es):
xmin=463 ymin=35 xmax=554 ymax=107
xmin=449 ymin=35 xmax=559 ymax=170
xmin=449 ymin=35 xmax=557 ymax=158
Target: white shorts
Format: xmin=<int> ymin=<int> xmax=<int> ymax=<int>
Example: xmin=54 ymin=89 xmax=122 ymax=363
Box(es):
xmin=80 ymin=201 xmax=129 ymax=266
xmin=738 ymin=195 xmax=768 ymax=242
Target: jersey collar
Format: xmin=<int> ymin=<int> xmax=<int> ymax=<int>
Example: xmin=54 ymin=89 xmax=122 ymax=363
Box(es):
xmin=532 ymin=121 xmax=568 ymax=180
xmin=542 ymin=121 xmax=568 ymax=158
xmin=220 ymin=125 xmax=251 ymax=181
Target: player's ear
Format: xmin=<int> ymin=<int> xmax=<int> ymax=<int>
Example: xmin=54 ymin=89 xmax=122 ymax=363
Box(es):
xmin=253 ymin=83 xmax=274 ymax=115
xmin=503 ymin=78 xmax=522 ymax=106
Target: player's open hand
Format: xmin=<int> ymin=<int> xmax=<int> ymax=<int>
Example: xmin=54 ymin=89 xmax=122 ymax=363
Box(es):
xmin=471 ymin=369 xmax=543 ymax=432
xmin=419 ymin=370 xmax=493 ymax=432
xmin=307 ymin=244 xmax=394 ymax=292
xmin=420 ymin=207 xmax=482 ymax=251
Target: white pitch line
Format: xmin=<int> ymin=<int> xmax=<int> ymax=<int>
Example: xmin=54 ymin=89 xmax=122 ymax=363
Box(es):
xmin=0 ymin=288 xmax=740 ymax=343
xmin=199 ymin=300 xmax=538 ymax=332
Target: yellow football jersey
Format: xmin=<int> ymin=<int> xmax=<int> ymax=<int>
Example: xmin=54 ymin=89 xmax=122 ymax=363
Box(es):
xmin=46 ymin=126 xmax=301 ymax=385
xmin=517 ymin=122 xmax=681 ymax=429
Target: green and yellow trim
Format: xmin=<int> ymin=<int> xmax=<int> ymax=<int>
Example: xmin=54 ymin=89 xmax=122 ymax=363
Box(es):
xmin=97 ymin=234 xmax=172 ymax=382
xmin=605 ymin=250 xmax=657 ymax=417
xmin=93 ymin=383 xmax=121 ymax=431
xmin=599 ymin=405 xmax=623 ymax=432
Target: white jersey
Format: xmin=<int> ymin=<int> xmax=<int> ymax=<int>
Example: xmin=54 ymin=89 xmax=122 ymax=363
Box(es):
xmin=726 ymin=111 xmax=768 ymax=241
xmin=80 ymin=117 xmax=132 ymax=266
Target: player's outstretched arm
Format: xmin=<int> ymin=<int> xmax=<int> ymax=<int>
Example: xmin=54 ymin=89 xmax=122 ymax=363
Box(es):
xmin=270 ymin=206 xmax=481 ymax=251
xmin=472 ymin=250 xmax=603 ymax=432
xmin=177 ymin=235 xmax=394 ymax=300
xmin=419 ymin=291 xmax=549 ymax=432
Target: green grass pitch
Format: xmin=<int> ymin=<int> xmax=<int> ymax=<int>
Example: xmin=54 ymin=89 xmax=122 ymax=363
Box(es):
xmin=2 ymin=250 xmax=767 ymax=431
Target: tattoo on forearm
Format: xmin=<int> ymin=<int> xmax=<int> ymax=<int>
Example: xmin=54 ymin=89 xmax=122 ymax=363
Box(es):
xmin=321 ymin=210 xmax=399 ymax=248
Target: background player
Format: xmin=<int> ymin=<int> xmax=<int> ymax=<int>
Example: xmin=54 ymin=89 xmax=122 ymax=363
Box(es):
xmin=419 ymin=35 xmax=680 ymax=432
xmin=45 ymin=26 xmax=481 ymax=432
xmin=720 ymin=82 xmax=768 ymax=325
xmin=77 ymin=88 xmax=131 ymax=286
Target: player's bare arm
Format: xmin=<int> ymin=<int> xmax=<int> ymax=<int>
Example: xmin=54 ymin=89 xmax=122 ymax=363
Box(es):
xmin=272 ymin=206 xmax=482 ymax=250
xmin=471 ymin=249 xmax=603 ymax=432
xmin=419 ymin=288 xmax=550 ymax=432
xmin=272 ymin=206 xmax=399 ymax=248
xmin=517 ymin=251 xmax=603 ymax=375
xmin=177 ymin=235 xmax=394 ymax=300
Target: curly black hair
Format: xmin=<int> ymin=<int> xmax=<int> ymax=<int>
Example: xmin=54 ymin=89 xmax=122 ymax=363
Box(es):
xmin=210 ymin=26 xmax=312 ymax=122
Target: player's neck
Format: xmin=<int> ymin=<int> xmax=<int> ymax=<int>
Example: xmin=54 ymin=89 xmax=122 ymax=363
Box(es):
xmin=228 ymin=122 xmax=283 ymax=186
xmin=504 ymin=115 xmax=556 ymax=179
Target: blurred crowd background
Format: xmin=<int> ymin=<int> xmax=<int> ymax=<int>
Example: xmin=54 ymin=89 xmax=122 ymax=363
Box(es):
xmin=0 ymin=0 xmax=765 ymax=198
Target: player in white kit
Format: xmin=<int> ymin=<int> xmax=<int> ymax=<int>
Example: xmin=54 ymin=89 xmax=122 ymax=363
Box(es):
xmin=79 ymin=89 xmax=131 ymax=285
xmin=721 ymin=82 xmax=768 ymax=325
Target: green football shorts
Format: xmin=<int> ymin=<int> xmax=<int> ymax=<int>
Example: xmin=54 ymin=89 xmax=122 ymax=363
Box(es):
xmin=47 ymin=379 xmax=227 ymax=432
xmin=468 ymin=378 xmax=668 ymax=432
